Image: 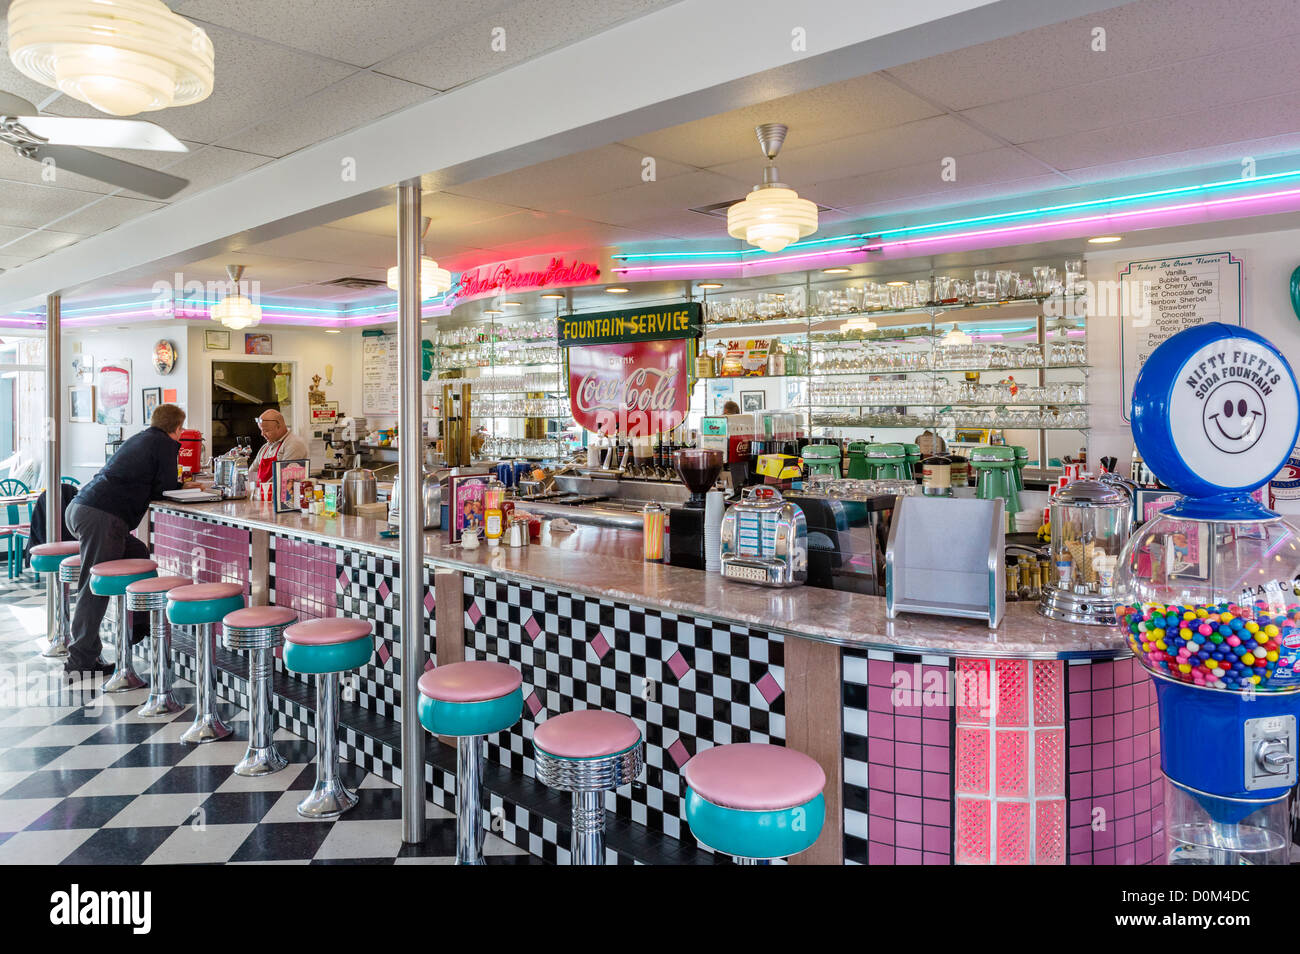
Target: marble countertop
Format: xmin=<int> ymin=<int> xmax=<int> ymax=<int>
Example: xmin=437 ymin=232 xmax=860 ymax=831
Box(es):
xmin=150 ymin=499 xmax=1133 ymax=660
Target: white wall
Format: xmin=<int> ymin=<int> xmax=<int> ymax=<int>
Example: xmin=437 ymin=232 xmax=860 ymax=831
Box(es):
xmin=1084 ymin=225 xmax=1300 ymax=469
xmin=61 ymin=324 xmax=188 ymax=483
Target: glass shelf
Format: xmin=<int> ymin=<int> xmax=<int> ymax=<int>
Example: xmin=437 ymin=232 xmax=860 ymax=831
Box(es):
xmin=698 ymin=365 xmax=1090 ymax=379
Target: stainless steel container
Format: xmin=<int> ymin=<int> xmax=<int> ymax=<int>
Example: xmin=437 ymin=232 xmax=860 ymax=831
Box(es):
xmin=231 ymin=462 xmax=249 ymax=499
xmin=1040 ymin=478 xmax=1134 ymax=625
xmin=340 ymin=466 xmax=377 ymax=515
xmin=389 ymin=468 xmax=443 ymax=529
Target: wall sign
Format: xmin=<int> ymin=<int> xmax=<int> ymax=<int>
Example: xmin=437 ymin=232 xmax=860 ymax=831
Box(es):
xmin=1119 ymin=251 xmax=1243 ymax=423
xmin=361 ymin=331 xmax=398 ymax=416
xmin=1130 ymin=322 xmax=1299 ymax=520
xmin=563 ymin=302 xmax=700 ymax=437
xmin=452 ymin=255 xmax=602 ymax=304
xmin=96 ymin=358 xmax=130 ymax=425
xmin=152 ymin=339 xmax=177 ymax=375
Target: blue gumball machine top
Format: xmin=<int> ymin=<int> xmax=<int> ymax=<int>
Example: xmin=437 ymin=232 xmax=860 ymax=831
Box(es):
xmin=1119 ymin=323 xmax=1300 ymax=844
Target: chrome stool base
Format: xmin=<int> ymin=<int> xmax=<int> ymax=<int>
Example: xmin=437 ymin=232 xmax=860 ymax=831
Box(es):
xmin=236 ymin=744 xmax=289 ymax=777
xmin=181 ymin=622 xmax=231 ymax=743
xmin=104 ymin=593 xmax=145 ymax=692
xmin=298 ymin=672 xmax=356 ymax=819
xmin=43 ymin=572 xmax=73 ymax=657
xmin=296 ymin=779 xmax=359 ymax=819
xmin=137 ymin=693 xmax=185 ymax=718
xmin=224 ymin=626 xmax=291 ymax=777
xmin=534 ymin=742 xmax=644 ymax=865
xmin=126 ymin=597 xmax=184 ymax=718
xmin=457 ymin=735 xmax=486 ymax=865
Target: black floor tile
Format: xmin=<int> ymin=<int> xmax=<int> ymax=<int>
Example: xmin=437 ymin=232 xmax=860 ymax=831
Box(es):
xmin=110 ymin=742 xmax=190 ymax=768
xmin=27 ymin=794 xmax=136 ymax=831
xmin=337 ymin=786 xmax=403 ymax=821
xmin=288 ymin=760 xmax=366 ymax=791
xmin=0 ymin=724 xmax=43 ymax=747
xmin=395 ymin=817 xmax=459 ymax=858
xmin=60 ymin=826 xmax=175 ymax=865
xmin=84 ymin=721 xmax=173 ymax=745
xmin=310 ymin=857 xmax=395 ymax=865
xmin=0 ymin=768 xmax=101 ymax=801
xmin=0 ymin=745 xmax=70 ymax=772
xmin=143 ymin=763 xmax=234 ymax=795
xmin=195 ymin=790 xmax=279 ymax=825
xmin=229 ymin=822 xmax=334 ymax=862
xmin=54 ymin=706 xmax=127 ymax=725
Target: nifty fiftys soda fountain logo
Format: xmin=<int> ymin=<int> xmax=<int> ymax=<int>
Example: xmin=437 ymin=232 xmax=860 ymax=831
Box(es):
xmin=1183 ymin=348 xmax=1285 ymax=454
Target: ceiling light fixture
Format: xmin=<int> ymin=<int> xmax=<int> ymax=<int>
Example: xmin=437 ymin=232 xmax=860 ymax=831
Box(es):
xmin=940 ymin=322 xmax=971 ymax=346
xmin=210 ymin=265 xmax=261 ymax=331
xmin=323 ymin=329 xmax=342 ymax=334
xmin=387 ymin=216 xmax=452 ymax=299
xmin=1088 ymin=235 xmax=1123 ymax=244
xmin=482 ymin=309 xmax=504 ymax=316
xmin=501 ymin=301 xmax=522 ymax=307
xmin=605 ymin=286 xmax=630 ymax=294
xmin=727 ymin=123 xmax=818 ymax=254
xmin=840 ymin=316 xmax=877 ymax=334
xmin=822 ymin=267 xmax=851 ymax=275
xmin=886 ymin=280 xmax=910 ymax=287
xmin=540 ymin=292 xmax=565 ymax=300
xmin=7 ymin=0 xmax=215 ymax=117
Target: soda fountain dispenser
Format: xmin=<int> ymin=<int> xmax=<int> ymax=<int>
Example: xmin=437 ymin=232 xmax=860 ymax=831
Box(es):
xmin=1117 ymin=322 xmax=1300 ymax=865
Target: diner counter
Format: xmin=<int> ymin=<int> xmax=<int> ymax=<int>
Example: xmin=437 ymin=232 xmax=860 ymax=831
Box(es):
xmin=149 ymin=498 xmax=1133 ymax=660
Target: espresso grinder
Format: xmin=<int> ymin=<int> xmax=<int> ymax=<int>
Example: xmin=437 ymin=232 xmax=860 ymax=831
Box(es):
xmin=668 ymin=449 xmax=724 ymax=570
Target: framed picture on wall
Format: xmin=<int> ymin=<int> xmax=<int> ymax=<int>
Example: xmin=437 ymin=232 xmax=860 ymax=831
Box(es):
xmin=740 ymin=390 xmax=765 ymax=412
xmin=272 ymin=458 xmax=309 ymax=513
xmin=245 ymin=333 xmax=272 ymax=355
xmin=204 ymin=330 xmax=230 ymax=351
xmin=69 ymin=385 xmax=94 ymax=422
xmin=141 ymin=387 xmax=162 ymax=422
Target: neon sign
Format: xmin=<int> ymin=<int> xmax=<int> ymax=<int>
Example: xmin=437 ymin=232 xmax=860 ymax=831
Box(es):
xmin=454 ymin=257 xmax=600 ymax=301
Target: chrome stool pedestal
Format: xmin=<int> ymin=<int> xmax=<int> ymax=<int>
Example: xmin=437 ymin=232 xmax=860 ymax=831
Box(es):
xmin=223 ymin=606 xmax=298 ymax=776
xmin=124 ymin=576 xmax=190 ymax=717
xmin=166 ymin=583 xmax=245 ymax=745
xmin=32 ymin=544 xmax=79 ymax=658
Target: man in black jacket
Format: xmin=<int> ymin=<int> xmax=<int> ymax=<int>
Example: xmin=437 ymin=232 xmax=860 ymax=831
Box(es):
xmin=65 ymin=404 xmax=192 ymax=674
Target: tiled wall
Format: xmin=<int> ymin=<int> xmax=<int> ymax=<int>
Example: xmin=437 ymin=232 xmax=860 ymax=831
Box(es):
xmin=150 ymin=510 xmax=250 ymax=593
xmin=842 ymin=651 xmax=953 ymax=865
xmin=1066 ymin=657 xmax=1163 ymax=865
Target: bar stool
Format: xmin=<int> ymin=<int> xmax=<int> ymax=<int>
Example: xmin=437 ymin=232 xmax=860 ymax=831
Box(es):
xmin=124 ymin=576 xmax=190 ymax=717
xmin=282 ymin=617 xmax=373 ymax=819
xmin=683 ymin=742 xmax=826 ymax=864
xmin=533 ymin=709 xmax=644 ymax=865
xmin=89 ymin=559 xmax=158 ymax=692
xmin=167 ymin=582 xmax=244 ymax=744
xmin=222 ymin=606 xmax=298 ymax=776
xmin=30 ymin=541 xmax=78 ymax=657
xmin=417 ymin=661 xmax=523 ymax=864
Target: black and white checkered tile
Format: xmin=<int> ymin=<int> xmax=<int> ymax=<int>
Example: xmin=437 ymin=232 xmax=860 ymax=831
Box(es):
xmin=461 ymin=573 xmax=787 ymax=846
xmin=0 ymin=576 xmax=532 ymax=865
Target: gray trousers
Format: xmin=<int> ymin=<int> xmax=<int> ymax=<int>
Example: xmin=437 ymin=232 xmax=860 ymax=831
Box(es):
xmin=66 ymin=501 xmax=150 ymax=665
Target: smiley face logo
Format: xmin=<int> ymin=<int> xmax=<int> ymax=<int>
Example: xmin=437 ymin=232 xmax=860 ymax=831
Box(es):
xmin=1203 ymin=380 xmax=1267 ymax=454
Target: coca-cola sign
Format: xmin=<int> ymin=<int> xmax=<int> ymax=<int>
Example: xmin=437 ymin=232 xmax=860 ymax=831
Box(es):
xmin=562 ymin=302 xmax=701 ymax=437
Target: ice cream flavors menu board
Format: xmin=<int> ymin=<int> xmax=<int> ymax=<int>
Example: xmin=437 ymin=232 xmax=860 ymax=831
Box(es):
xmin=1119 ymin=252 xmax=1243 ymax=423
xmin=362 ymin=332 xmax=399 ymax=416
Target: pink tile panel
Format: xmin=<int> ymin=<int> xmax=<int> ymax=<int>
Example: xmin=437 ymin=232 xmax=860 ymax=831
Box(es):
xmin=272 ymin=536 xmax=338 ymax=622
xmin=1067 ymin=657 xmax=1164 ymax=865
xmin=150 ymin=511 xmax=250 ymax=593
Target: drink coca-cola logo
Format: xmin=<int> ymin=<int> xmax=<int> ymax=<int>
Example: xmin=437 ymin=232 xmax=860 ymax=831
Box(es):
xmin=568 ymin=339 xmax=689 ymax=437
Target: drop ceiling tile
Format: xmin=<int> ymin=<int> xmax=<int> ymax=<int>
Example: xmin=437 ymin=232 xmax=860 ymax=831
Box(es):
xmin=886 ymin=0 xmax=1300 ymax=111
xmin=109 ymin=144 xmax=274 ymax=203
xmin=445 ymin=144 xmax=698 ymax=212
xmin=709 ymin=115 xmax=1007 ymax=188
xmin=0 ymin=228 xmax=82 ymax=259
xmin=483 ymin=223 xmax=679 ymax=259
xmin=173 ymin=0 xmax=502 ymax=68
xmin=1020 ymin=92 xmax=1300 ymax=171
xmin=804 ymin=147 xmax=1062 ymax=211
xmin=621 ymin=73 xmax=944 ymax=168
xmin=374 ymin=0 xmax=678 ymax=91
xmin=237 ymin=226 xmax=408 ymax=269
xmin=960 ymin=31 xmax=1300 ymax=145
xmin=831 ymin=173 xmax=1073 ymax=222
xmin=215 ymin=71 xmax=437 ymax=158
xmin=0 ymin=182 xmax=106 ymax=231
xmin=557 ymin=170 xmax=757 ymax=228
xmin=1049 ymin=138 xmax=1300 ymax=187
xmin=42 ymin=195 xmax=166 ymax=235
xmin=330 ymin=194 xmax=532 ymax=236
xmin=41 ymin=23 xmax=357 ymax=146
xmin=426 ymin=209 xmax=601 ymax=247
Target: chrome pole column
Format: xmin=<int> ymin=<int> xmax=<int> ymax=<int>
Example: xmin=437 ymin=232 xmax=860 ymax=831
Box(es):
xmin=180 ymin=623 xmax=231 ymax=742
xmin=44 ymin=294 xmax=61 ymax=649
xmin=397 ymin=180 xmax=426 ymax=842
xmin=236 ymin=645 xmax=285 ymax=775
xmin=103 ymin=595 xmax=144 ymax=692
xmin=456 ymin=736 xmax=485 ymax=864
xmin=297 ymin=671 xmax=358 ymax=818
xmin=571 ymin=791 xmax=605 ymax=865
xmin=137 ymin=607 xmax=182 ymax=716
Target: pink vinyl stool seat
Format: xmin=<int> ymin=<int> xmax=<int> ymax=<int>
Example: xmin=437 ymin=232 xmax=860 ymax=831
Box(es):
xmin=224 ymin=605 xmax=298 ymax=630
xmin=418 ymin=660 xmax=522 ymax=704
xmin=167 ymin=581 xmax=243 ymax=601
xmin=90 ymin=558 xmax=159 ymax=577
xmin=30 ymin=541 xmax=78 ymax=556
xmin=683 ymin=743 xmax=826 ymax=811
xmin=124 ymin=575 xmax=191 ymax=718
xmin=283 ymin=617 xmax=372 ymax=645
xmin=532 ymin=709 xmax=645 ymax=865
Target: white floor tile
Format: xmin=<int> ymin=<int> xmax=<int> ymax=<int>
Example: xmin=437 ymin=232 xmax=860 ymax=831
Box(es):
xmin=70 ymin=766 xmax=171 ymax=798
xmin=0 ymin=828 xmax=96 ymax=864
xmin=0 ymin=797 xmax=63 ymax=833
xmin=45 ymin=743 xmax=137 ymax=771
xmin=314 ymin=818 xmax=404 ymax=859
xmin=103 ymin=793 xmax=208 ymax=829
xmin=144 ymin=823 xmax=255 ymax=864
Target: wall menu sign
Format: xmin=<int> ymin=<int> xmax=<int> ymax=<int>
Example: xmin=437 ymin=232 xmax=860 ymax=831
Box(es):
xmin=1119 ymin=251 xmax=1243 ymax=423
xmin=361 ymin=331 xmax=398 ymax=416
xmin=563 ymin=302 xmax=701 ymax=437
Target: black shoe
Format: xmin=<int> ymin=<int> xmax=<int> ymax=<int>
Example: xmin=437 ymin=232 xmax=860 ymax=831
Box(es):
xmin=64 ymin=657 xmax=114 ymax=676
xmin=130 ymin=627 xmax=150 ymax=646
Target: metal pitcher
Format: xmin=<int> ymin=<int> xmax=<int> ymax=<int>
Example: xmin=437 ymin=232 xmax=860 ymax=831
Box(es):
xmin=340 ymin=466 xmax=377 ymax=515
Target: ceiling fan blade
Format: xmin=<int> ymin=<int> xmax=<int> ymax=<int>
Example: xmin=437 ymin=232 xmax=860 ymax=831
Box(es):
xmin=14 ymin=116 xmax=187 ymax=152
xmin=0 ymin=91 xmax=39 ymax=116
xmin=23 ymin=144 xmax=188 ymax=199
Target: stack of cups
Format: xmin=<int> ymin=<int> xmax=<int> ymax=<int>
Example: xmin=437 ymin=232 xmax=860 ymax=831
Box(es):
xmin=704 ymin=490 xmax=725 ymax=572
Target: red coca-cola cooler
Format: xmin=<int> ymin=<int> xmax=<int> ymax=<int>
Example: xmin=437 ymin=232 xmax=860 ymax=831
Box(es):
xmin=178 ymin=429 xmax=204 ymax=476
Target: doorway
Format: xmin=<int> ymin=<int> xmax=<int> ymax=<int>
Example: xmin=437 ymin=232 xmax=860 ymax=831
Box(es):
xmin=211 ymin=361 xmax=293 ymax=458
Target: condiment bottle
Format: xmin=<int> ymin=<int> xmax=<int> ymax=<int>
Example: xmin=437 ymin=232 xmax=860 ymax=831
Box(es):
xmin=1005 ymin=563 xmax=1019 ymax=602
xmin=484 ymin=478 xmax=504 ymax=546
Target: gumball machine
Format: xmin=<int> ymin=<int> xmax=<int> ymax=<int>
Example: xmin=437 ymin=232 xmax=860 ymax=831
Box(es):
xmin=1118 ymin=322 xmax=1300 ymax=865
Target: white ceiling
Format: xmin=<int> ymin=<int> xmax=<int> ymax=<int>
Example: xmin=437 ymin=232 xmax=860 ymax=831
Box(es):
xmin=0 ymin=0 xmax=679 ymax=272
xmin=10 ymin=0 xmax=1300 ymax=311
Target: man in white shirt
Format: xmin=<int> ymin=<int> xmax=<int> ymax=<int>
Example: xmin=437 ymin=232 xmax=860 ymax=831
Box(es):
xmin=248 ymin=408 xmax=310 ymax=488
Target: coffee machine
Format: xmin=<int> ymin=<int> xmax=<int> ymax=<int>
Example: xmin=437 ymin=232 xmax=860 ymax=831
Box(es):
xmin=667 ymin=448 xmax=724 ymax=570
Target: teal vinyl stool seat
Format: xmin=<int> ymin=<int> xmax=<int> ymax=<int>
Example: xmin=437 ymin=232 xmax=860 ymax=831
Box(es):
xmin=30 ymin=541 xmax=77 ymax=658
xmin=167 ymin=582 xmax=245 ymax=744
xmin=283 ymin=617 xmax=374 ymax=819
xmin=90 ymin=558 xmax=157 ymax=693
xmin=125 ymin=575 xmax=190 ymax=718
xmin=533 ymin=709 xmax=644 ymax=865
xmin=683 ymin=742 xmax=827 ymax=863
xmin=418 ymin=660 xmax=523 ymax=864
xmin=223 ymin=605 xmax=298 ymax=777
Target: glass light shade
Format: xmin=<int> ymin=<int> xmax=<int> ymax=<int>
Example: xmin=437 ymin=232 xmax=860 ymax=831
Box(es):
xmin=942 ymin=324 xmax=971 ymax=346
xmin=727 ymin=186 xmax=818 ymax=253
xmin=211 ymin=295 xmax=261 ymax=331
xmin=841 ymin=316 xmax=877 ymax=333
xmin=7 ymin=0 xmax=215 ymax=117
xmin=387 ymin=256 xmax=452 ymax=298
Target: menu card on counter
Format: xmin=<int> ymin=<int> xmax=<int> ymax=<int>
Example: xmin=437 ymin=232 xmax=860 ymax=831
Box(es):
xmin=362 ymin=333 xmax=399 ymax=416
xmin=1118 ymin=251 xmax=1243 ymax=422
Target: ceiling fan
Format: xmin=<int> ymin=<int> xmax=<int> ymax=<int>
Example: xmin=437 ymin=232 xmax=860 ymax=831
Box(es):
xmin=0 ymin=89 xmax=189 ymax=198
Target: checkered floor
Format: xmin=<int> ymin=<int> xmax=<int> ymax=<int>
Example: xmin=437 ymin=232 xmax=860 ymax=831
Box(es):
xmin=0 ymin=577 xmax=536 ymax=865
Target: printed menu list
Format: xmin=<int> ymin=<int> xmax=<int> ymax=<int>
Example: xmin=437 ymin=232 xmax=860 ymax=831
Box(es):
xmin=362 ymin=333 xmax=399 ymax=416
xmin=1119 ymin=252 xmax=1243 ymax=422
